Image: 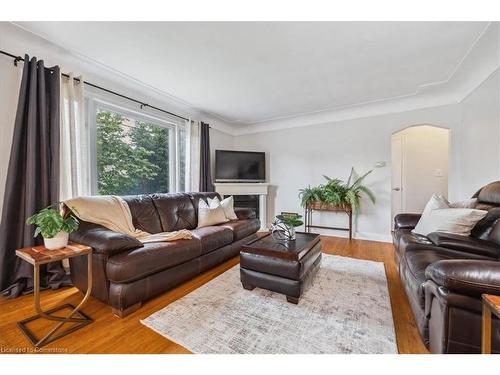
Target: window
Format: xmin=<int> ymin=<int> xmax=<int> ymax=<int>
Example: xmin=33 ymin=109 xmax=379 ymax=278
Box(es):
xmin=90 ymin=100 xmax=186 ymax=195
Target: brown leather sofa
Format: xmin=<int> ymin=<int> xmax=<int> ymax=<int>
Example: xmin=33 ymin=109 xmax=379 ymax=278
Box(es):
xmin=393 ymin=181 xmax=500 ymax=353
xmin=69 ymin=192 xmax=260 ymax=317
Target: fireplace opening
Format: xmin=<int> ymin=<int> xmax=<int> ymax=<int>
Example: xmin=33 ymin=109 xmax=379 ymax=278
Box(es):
xmin=232 ymin=195 xmax=259 ymax=218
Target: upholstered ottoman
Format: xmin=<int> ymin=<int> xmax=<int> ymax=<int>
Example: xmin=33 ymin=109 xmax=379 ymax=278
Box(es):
xmin=240 ymin=232 xmax=322 ymax=304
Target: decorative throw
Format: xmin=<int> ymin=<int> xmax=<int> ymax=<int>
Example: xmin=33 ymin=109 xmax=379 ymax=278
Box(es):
xmin=64 ymin=196 xmax=192 ymax=243
xmin=412 ymin=195 xmax=487 ymax=236
xmin=208 ymin=196 xmax=238 ymax=220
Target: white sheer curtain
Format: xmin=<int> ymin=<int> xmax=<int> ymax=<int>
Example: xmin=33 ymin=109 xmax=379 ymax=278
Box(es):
xmin=59 ymin=73 xmax=91 ymax=200
xmin=185 ymin=119 xmax=201 ymax=192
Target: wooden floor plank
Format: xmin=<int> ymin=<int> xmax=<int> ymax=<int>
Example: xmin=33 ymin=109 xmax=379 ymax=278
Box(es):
xmin=0 ymin=236 xmax=428 ymax=354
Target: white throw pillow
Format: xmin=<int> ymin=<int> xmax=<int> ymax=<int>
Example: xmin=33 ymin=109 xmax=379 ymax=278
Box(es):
xmin=412 ymin=195 xmax=486 ymax=236
xmin=208 ymin=196 xmax=238 ymax=221
xmin=197 ymin=198 xmax=229 ymax=228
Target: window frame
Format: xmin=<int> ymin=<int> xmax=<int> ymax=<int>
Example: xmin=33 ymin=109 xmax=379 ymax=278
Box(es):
xmin=87 ymin=96 xmax=186 ymax=196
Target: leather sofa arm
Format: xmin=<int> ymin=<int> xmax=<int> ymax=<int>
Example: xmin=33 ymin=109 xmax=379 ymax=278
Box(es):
xmin=234 ymin=207 xmax=256 ymax=220
xmin=394 ymin=213 xmax=421 ymax=230
xmin=69 ymin=221 xmax=143 ymax=256
xmin=427 ymin=232 xmax=499 ymax=258
xmin=425 ymin=259 xmax=500 ymax=298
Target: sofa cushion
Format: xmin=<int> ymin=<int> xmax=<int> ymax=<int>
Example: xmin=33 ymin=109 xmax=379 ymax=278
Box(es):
xmin=427 ymin=232 xmax=499 ymax=259
xmin=70 ymin=220 xmax=143 ymax=256
xmin=122 ymin=195 xmax=162 ymax=234
xmin=478 ymin=181 xmax=500 ymax=206
xmin=471 ymin=207 xmax=500 ymax=241
xmin=218 ymin=218 xmax=260 ymax=241
xmin=106 ymin=238 xmax=202 ymax=283
xmin=190 ymin=226 xmax=233 ymax=254
xmin=397 ymin=230 xmax=435 ymax=258
xmin=151 ymin=193 xmax=197 ymax=232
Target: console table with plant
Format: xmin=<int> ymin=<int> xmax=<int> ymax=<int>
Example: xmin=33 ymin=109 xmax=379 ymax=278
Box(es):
xmin=299 ymin=169 xmax=376 ymax=240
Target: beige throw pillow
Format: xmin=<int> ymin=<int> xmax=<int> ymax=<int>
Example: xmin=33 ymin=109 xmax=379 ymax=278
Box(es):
xmin=197 ymin=198 xmax=229 ymax=228
xmin=208 ymin=196 xmax=238 ymax=221
xmin=412 ymin=195 xmax=486 ymax=236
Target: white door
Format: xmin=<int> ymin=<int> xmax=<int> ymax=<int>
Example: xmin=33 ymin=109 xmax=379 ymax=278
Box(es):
xmin=391 ymin=133 xmax=404 ymax=220
xmin=391 ymin=125 xmax=449 ymax=220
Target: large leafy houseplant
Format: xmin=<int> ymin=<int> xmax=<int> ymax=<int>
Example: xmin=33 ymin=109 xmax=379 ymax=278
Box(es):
xmin=26 ymin=204 xmax=79 ymax=250
xmin=299 ymin=169 xmax=376 ymax=216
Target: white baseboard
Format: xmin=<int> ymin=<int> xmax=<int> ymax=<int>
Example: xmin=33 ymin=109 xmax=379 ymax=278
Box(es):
xmin=301 ymin=227 xmax=392 ymax=243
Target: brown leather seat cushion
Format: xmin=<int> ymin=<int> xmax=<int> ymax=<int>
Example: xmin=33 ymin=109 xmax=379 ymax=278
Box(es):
xmin=403 ymin=247 xmax=483 ymax=304
xmin=427 ymin=232 xmax=499 ymax=259
xmin=218 ymin=219 xmax=260 ymax=241
xmin=396 ymin=230 xmax=434 ymax=262
xmin=106 ymin=238 xmax=202 ymax=283
xmin=190 ymin=226 xmax=233 ymax=254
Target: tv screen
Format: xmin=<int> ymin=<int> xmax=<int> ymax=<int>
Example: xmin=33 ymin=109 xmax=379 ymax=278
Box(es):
xmin=215 ymin=150 xmax=265 ymax=182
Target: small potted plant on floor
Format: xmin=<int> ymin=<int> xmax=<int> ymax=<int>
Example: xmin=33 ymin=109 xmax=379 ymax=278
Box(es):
xmin=26 ymin=204 xmax=79 ymax=250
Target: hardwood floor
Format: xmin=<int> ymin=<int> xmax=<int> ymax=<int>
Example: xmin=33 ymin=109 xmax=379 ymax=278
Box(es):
xmin=0 ymin=236 xmax=429 ymax=354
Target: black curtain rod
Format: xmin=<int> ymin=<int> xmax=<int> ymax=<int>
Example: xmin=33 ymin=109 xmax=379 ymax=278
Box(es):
xmin=0 ymin=49 xmax=191 ymax=122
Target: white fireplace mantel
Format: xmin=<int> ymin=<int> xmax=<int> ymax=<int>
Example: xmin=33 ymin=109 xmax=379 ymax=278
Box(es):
xmin=214 ymin=183 xmax=270 ymax=230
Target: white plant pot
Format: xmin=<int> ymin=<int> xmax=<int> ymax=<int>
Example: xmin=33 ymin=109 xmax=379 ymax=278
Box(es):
xmin=43 ymin=231 xmax=69 ymax=250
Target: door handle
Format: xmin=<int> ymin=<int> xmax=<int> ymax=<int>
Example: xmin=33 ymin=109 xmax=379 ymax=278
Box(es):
xmin=392 ymin=187 xmax=401 ymax=191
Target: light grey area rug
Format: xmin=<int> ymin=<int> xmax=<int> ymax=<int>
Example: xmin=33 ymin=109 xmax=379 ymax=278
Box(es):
xmin=141 ymin=254 xmax=397 ymax=354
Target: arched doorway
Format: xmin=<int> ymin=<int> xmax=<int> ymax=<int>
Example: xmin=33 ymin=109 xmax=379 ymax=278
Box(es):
xmin=391 ymin=125 xmax=450 ymax=219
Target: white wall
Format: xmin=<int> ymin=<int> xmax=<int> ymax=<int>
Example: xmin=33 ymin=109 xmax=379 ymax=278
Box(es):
xmin=458 ymin=70 xmax=500 ymax=198
xmin=233 ymin=76 xmax=500 ymax=242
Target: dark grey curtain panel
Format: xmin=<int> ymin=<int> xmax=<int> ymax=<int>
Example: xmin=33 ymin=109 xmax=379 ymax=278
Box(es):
xmin=0 ymin=55 xmax=70 ymax=298
xmin=199 ymin=121 xmax=213 ymax=192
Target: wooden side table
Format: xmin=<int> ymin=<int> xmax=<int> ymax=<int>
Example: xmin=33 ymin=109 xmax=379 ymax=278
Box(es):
xmin=482 ymin=294 xmax=500 ymax=354
xmin=15 ymin=242 xmax=93 ymax=348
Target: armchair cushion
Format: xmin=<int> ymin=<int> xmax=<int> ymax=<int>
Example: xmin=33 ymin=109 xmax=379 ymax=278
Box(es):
xmin=425 ymin=259 xmax=500 ymax=297
xmin=69 ymin=220 xmax=143 ymax=256
xmin=394 ymin=213 xmax=422 ymax=230
xmin=427 ymin=232 xmax=499 ymax=259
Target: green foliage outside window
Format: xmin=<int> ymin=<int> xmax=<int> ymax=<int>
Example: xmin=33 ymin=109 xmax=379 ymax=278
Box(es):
xmin=96 ymin=109 xmax=173 ymax=195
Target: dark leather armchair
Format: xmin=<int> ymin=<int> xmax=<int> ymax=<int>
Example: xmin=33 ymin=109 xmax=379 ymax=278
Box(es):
xmin=393 ymin=181 xmax=500 ymax=353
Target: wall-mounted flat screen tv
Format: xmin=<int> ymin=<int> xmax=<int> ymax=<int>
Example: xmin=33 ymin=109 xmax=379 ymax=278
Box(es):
xmin=215 ymin=150 xmax=265 ymax=182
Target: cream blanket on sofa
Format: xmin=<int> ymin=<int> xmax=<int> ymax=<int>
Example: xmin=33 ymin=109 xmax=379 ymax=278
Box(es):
xmin=64 ymin=196 xmax=192 ymax=244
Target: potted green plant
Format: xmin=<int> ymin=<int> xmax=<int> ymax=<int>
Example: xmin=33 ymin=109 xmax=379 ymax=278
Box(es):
xmin=26 ymin=204 xmax=79 ymax=250
xmin=271 ymin=214 xmax=304 ymax=241
xmin=299 ymin=169 xmax=376 ymax=216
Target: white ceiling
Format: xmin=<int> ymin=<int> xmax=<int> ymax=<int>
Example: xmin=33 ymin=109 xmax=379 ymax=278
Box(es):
xmin=15 ymin=21 xmax=490 ymax=125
